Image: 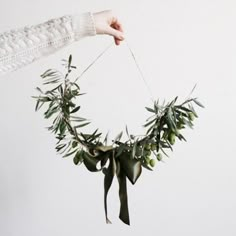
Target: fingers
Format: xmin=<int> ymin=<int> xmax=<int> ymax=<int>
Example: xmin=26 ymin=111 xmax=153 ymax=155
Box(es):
xmin=93 ymin=10 xmax=125 ymax=46
xmin=106 ymin=24 xmax=124 ymax=39
xmin=111 ymin=21 xmax=124 ymax=45
xmin=108 ymin=17 xmax=124 ymax=45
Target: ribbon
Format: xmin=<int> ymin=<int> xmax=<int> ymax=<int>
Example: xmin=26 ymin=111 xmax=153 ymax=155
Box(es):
xmin=116 ymin=160 xmax=130 ymax=225
xmin=82 ymin=148 xmax=142 ymax=225
xmin=103 ymin=151 xmax=116 ymax=224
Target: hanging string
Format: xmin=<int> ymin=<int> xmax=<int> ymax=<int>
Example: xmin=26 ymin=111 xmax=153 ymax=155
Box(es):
xmin=73 ymin=40 xmax=155 ymax=103
xmin=73 ymin=42 xmax=114 ymax=83
xmin=124 ymin=40 xmax=155 ymax=102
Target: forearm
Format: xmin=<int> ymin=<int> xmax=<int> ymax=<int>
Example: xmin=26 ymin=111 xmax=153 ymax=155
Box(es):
xmin=0 ymin=12 xmax=96 ymax=75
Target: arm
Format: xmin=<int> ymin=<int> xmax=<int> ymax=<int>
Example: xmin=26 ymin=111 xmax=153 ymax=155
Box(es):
xmin=0 ymin=10 xmax=124 ymax=75
xmin=0 ymin=12 xmax=96 ymax=75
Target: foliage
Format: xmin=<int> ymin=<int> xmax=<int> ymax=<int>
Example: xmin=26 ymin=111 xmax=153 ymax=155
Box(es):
xmin=32 ymin=55 xmax=204 ymax=225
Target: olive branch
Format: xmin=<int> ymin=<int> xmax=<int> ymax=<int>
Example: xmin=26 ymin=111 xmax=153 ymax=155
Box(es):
xmin=32 ymin=55 xmax=204 ymax=225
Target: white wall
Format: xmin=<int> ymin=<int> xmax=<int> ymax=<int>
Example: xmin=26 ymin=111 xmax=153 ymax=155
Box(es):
xmin=0 ymin=0 xmax=236 ymax=235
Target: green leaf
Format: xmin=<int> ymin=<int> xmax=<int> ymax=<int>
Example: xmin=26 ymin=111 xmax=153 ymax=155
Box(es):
xmin=55 ymin=143 xmax=67 ymax=152
xmin=165 ymin=117 xmax=174 ymax=132
xmin=43 ymin=79 xmax=61 ymax=85
xmin=178 ymin=133 xmax=187 ymax=141
xmin=154 ymin=100 xmax=159 ymax=113
xmin=125 ymin=125 xmax=130 ymax=140
xmin=70 ymin=106 xmax=80 ymax=114
xmin=45 ymin=90 xmax=57 ymax=97
xmin=167 ymin=107 xmax=176 ymax=126
xmin=40 ymin=69 xmax=55 ymax=78
xmin=145 ymin=107 xmax=155 ymax=113
xmin=146 ymin=124 xmax=156 ymax=135
xmin=72 ymin=83 xmax=80 ymax=90
xmin=59 ymin=85 xmax=63 ymax=96
xmin=73 ymin=151 xmax=83 ymax=165
xmin=35 ymin=87 xmax=44 ymax=94
xmin=62 ymin=148 xmax=77 ymax=158
xmin=59 ymin=141 xmax=72 ymax=154
xmin=59 ymin=121 xmax=67 ymax=135
xmin=44 ymin=106 xmax=59 ymax=119
xmin=88 ymin=132 xmax=102 ymax=142
xmin=164 ymin=140 xmax=173 ymax=151
xmin=86 ymin=129 xmax=98 ymax=141
xmin=159 ymin=146 xmax=169 ymax=157
xmin=113 ymin=131 xmax=123 ymax=143
xmin=68 ymin=55 xmax=72 ymax=69
xmin=104 ymin=132 xmax=109 ymax=145
xmin=80 ymin=133 xmax=90 ymax=142
xmin=192 ymin=98 xmax=205 ymax=108
xmin=182 ymin=117 xmax=194 ymax=129
xmin=74 ymin=122 xmax=91 ymax=129
xmin=35 ymin=100 xmax=43 ymax=111
xmin=175 ymin=106 xmax=192 ymax=113
xmin=70 ymin=116 xmax=87 ymax=122
xmin=188 ymin=104 xmax=198 ymax=118
xmin=143 ymin=117 xmax=156 ymax=128
xmin=170 ymin=96 xmax=178 ymax=106
xmin=72 ymin=141 xmax=78 ymax=148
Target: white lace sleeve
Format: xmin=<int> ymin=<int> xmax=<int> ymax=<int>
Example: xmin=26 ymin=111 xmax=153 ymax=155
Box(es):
xmin=0 ymin=12 xmax=96 ymax=75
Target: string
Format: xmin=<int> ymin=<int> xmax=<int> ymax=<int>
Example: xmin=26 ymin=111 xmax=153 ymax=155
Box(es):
xmin=73 ymin=42 xmax=114 ymax=83
xmin=124 ymin=40 xmax=155 ymax=103
xmin=73 ymin=40 xmax=155 ymax=103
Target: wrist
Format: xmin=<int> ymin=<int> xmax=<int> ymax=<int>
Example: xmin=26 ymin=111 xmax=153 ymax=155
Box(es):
xmin=72 ymin=12 xmax=96 ymax=40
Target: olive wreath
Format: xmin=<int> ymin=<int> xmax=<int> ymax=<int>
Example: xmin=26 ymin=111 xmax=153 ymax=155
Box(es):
xmin=32 ymin=55 xmax=204 ymax=225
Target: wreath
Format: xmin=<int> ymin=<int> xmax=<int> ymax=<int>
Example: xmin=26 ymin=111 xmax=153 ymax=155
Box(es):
xmin=32 ymin=54 xmax=204 ymax=225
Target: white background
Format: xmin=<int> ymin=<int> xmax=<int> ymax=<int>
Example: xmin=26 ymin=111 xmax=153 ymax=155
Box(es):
xmin=0 ymin=0 xmax=235 ymax=235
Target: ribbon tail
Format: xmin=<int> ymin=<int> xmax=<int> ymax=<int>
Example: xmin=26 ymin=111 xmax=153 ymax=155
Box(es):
xmin=116 ymin=161 xmax=130 ymax=225
xmin=103 ymin=154 xmax=116 ymax=224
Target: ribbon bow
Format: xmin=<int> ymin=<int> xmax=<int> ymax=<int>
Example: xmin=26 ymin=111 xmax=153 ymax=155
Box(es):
xmin=82 ymin=146 xmax=142 ymax=225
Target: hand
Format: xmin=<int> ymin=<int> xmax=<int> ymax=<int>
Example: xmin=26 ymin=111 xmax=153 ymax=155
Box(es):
xmin=93 ymin=10 xmax=124 ymax=46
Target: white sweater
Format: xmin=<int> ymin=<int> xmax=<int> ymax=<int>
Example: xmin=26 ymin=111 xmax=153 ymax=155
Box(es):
xmin=0 ymin=12 xmax=96 ymax=75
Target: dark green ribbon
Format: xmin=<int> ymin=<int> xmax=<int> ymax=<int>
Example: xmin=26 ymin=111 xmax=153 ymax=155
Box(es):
xmin=82 ymin=149 xmax=142 ymax=225
xmin=116 ymin=160 xmax=130 ymax=225
xmin=103 ymin=152 xmax=116 ymax=224
xmin=102 ymin=151 xmax=142 ymax=225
